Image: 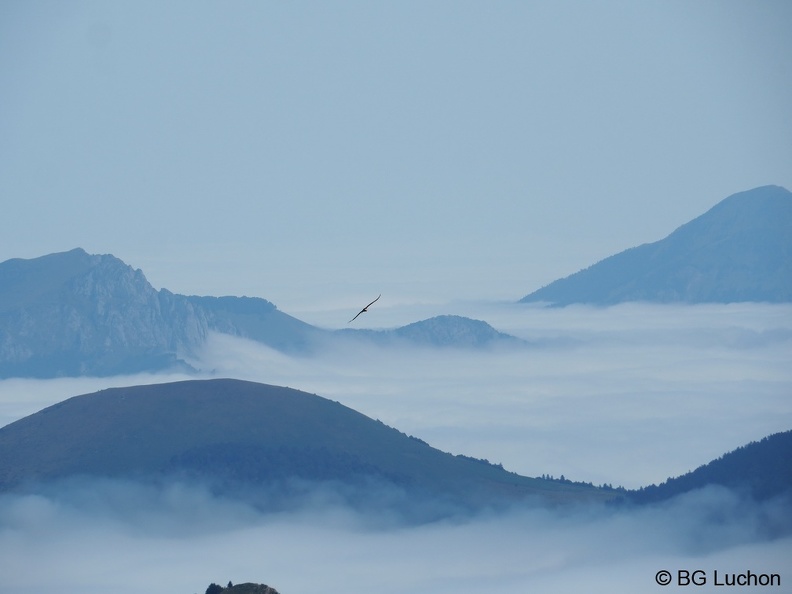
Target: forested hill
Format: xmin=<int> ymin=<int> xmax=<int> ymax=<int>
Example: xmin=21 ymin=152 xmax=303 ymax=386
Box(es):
xmin=0 ymin=378 xmax=610 ymax=511
xmin=630 ymin=430 xmax=792 ymax=504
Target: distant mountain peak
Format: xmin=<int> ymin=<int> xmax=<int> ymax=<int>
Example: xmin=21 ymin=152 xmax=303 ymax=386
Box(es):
xmin=0 ymin=248 xmax=207 ymax=377
xmin=0 ymin=249 xmax=326 ymax=377
xmin=393 ymin=315 xmax=521 ymax=347
xmin=520 ymin=185 xmax=792 ymax=305
xmin=335 ymin=314 xmax=522 ymax=348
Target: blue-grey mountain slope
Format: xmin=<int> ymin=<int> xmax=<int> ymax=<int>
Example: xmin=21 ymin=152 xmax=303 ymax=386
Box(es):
xmin=0 ymin=249 xmax=316 ymax=378
xmin=0 ymin=248 xmax=206 ymax=377
xmin=0 ymin=378 xmax=608 ymax=512
xmin=520 ymin=185 xmax=792 ymax=305
xmin=336 ymin=315 xmax=523 ymax=348
xmin=0 ymin=249 xmax=520 ymax=378
xmin=186 ymin=295 xmax=322 ymax=353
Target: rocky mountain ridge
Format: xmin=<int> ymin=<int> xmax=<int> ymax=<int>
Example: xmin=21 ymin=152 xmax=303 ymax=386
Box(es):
xmin=0 ymin=249 xmax=206 ymax=377
xmin=0 ymin=249 xmax=516 ymax=378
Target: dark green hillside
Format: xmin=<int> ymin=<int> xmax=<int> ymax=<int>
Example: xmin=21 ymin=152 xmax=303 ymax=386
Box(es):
xmin=631 ymin=430 xmax=792 ymax=504
xmin=0 ymin=379 xmax=607 ymax=508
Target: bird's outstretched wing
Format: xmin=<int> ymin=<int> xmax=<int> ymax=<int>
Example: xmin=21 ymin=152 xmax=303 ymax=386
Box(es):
xmin=348 ymin=294 xmax=381 ymax=323
xmin=364 ymin=294 xmax=381 ymax=309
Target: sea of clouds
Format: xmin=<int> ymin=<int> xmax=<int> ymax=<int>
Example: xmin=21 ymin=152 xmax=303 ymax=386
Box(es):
xmin=0 ymin=302 xmax=790 ymax=593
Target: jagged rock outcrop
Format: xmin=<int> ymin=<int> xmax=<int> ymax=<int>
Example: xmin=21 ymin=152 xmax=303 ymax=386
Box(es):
xmin=0 ymin=248 xmax=207 ymax=377
xmin=0 ymin=249 xmax=520 ymax=378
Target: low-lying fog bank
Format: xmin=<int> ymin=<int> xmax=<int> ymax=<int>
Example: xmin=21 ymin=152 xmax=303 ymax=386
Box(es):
xmin=0 ymin=302 xmax=789 ymax=592
xmin=193 ymin=302 xmax=792 ymax=489
xmin=1 ymin=303 xmax=789 ymax=490
xmin=0 ymin=478 xmax=789 ymax=594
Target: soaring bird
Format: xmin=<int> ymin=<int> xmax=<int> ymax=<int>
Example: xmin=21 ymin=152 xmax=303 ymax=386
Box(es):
xmin=348 ymin=294 xmax=381 ymax=323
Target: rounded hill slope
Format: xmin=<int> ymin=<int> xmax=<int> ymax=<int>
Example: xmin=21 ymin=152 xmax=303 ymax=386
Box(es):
xmin=0 ymin=379 xmax=607 ymax=508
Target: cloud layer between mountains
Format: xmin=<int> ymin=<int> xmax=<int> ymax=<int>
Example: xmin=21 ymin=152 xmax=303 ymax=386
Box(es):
xmin=0 ymin=477 xmax=790 ymax=594
xmin=0 ymin=302 xmax=789 ymax=593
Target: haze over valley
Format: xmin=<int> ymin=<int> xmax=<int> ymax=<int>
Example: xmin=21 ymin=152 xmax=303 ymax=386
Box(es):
xmin=1 ymin=293 xmax=790 ymax=593
xmin=2 ymin=2 xmax=791 ymax=592
xmin=1 ymin=186 xmax=791 ymax=593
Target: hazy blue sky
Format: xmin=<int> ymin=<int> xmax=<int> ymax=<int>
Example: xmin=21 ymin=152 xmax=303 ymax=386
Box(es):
xmin=2 ymin=1 xmax=791 ymax=312
xmin=2 ymin=5 xmax=791 ymax=591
